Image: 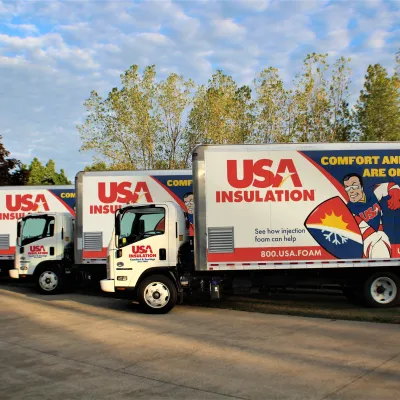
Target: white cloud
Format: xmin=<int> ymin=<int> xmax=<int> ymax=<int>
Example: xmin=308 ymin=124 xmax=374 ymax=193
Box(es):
xmin=363 ymin=0 xmax=382 ymax=8
xmin=321 ymin=29 xmax=350 ymax=52
xmin=235 ymin=0 xmax=271 ymax=12
xmin=0 ymin=32 xmax=100 ymax=70
xmin=137 ymin=32 xmax=174 ymax=46
xmin=7 ymin=23 xmax=39 ymax=34
xmin=0 ymin=55 xmax=28 ymax=66
xmin=213 ymin=18 xmax=246 ymax=38
xmin=367 ymin=30 xmax=388 ymax=49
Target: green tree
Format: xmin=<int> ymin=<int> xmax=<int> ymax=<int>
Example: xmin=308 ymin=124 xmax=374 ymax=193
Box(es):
xmin=84 ymin=161 xmax=110 ymax=172
xmin=253 ymin=54 xmax=355 ymax=144
xmin=328 ymin=56 xmax=355 ymax=142
xmin=27 ymin=158 xmax=70 ymax=185
xmin=253 ymin=67 xmax=294 ymax=143
xmin=355 ymin=64 xmax=400 ymax=141
xmin=78 ymin=65 xmax=157 ymax=170
xmin=185 ymin=70 xmax=254 ymax=161
xmin=0 ymin=135 xmax=28 ymax=185
xmin=155 ymin=73 xmax=195 ymax=169
xmin=84 ymin=160 xmax=136 ymax=171
xmin=79 ymin=65 xmax=194 ymax=170
xmin=293 ymin=53 xmax=331 ymax=143
xmin=394 ymin=48 xmax=400 ymax=93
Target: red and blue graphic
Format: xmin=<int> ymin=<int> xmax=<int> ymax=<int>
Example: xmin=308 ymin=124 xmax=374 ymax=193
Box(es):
xmin=305 ymin=196 xmax=363 ymax=259
xmin=49 ymin=188 xmax=76 ymax=216
xmin=301 ymin=150 xmax=400 ymax=253
xmin=151 ymin=175 xmax=194 ymax=236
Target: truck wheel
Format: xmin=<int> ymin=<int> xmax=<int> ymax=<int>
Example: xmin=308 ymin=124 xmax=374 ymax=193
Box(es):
xmin=363 ymin=272 xmax=400 ymax=308
xmin=137 ymin=275 xmax=177 ymax=314
xmin=36 ymin=266 xmax=64 ymax=295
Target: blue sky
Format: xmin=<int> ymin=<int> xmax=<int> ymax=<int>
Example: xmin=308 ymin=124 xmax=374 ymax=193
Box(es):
xmin=0 ymin=0 xmax=399 ymax=180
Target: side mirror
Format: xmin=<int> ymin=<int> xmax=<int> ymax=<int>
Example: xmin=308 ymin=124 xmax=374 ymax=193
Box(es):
xmin=17 ymin=221 xmax=22 ymax=246
xmin=115 ymin=209 xmax=121 ymax=237
xmin=49 ymin=223 xmax=55 ymax=237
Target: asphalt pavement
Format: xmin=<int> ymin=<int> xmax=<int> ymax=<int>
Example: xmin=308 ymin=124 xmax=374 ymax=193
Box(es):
xmin=1 ymin=283 xmax=399 ymax=399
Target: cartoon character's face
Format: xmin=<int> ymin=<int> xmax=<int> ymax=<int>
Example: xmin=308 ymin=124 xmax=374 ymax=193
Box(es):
xmin=184 ymin=194 xmax=194 ymax=214
xmin=344 ymin=176 xmax=364 ymax=203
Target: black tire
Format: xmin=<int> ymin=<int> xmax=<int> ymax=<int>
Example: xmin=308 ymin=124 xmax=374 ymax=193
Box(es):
xmin=137 ymin=274 xmax=177 ymax=314
xmin=35 ymin=265 xmax=64 ymax=295
xmin=362 ymin=272 xmax=400 ymax=308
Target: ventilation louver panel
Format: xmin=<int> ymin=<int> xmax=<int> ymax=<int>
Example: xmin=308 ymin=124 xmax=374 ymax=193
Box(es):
xmin=83 ymin=232 xmax=103 ymax=251
xmin=0 ymin=234 xmax=9 ymax=250
xmin=208 ymin=227 xmax=234 ymax=253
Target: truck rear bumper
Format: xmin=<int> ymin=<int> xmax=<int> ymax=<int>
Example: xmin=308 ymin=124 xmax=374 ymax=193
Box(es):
xmin=100 ymin=279 xmax=115 ymax=293
xmin=9 ymin=269 xmax=19 ymax=279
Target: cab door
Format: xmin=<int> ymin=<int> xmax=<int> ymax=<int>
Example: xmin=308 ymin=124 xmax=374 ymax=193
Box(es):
xmin=18 ymin=215 xmax=57 ymax=274
xmin=115 ymin=205 xmax=169 ymax=288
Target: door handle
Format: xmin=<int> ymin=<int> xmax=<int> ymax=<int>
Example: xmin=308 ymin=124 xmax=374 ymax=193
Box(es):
xmin=159 ymin=248 xmax=166 ymax=260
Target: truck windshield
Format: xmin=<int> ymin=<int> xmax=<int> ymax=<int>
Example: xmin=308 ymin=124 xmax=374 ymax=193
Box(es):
xmin=118 ymin=207 xmax=165 ymax=247
xmin=20 ymin=216 xmax=55 ymax=246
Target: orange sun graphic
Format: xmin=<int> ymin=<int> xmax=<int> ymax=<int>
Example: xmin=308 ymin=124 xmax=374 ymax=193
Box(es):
xmin=320 ymin=212 xmax=348 ymax=230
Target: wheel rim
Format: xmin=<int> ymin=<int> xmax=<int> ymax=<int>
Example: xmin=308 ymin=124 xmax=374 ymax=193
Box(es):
xmin=143 ymin=282 xmax=170 ymax=309
xmin=370 ymin=277 xmax=397 ymax=304
xmin=39 ymin=271 xmax=58 ymax=292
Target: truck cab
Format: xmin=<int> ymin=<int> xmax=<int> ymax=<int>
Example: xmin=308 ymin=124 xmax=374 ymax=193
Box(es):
xmin=9 ymin=212 xmax=74 ymax=294
xmin=100 ymin=201 xmax=188 ymax=313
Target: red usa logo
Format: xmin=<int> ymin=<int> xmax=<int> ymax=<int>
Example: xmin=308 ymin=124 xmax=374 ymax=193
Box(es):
xmin=6 ymin=194 xmax=49 ymax=212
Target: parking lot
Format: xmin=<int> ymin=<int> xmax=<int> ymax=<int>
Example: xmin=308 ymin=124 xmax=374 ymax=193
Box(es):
xmin=1 ymin=282 xmax=400 ymax=400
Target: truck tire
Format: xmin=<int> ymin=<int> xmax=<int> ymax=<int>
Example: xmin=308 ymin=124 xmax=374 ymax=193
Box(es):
xmin=362 ymin=272 xmax=400 ymax=308
xmin=35 ymin=265 xmax=64 ymax=295
xmin=137 ymin=275 xmax=177 ymax=314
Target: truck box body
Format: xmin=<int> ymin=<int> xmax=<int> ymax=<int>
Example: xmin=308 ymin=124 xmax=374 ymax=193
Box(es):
xmin=0 ymin=186 xmax=75 ymax=264
xmin=75 ymin=170 xmax=193 ymax=265
xmin=193 ymin=143 xmax=400 ymax=272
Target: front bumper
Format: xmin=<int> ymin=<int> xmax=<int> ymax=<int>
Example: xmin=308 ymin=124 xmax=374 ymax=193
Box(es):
xmin=100 ymin=279 xmax=115 ymax=293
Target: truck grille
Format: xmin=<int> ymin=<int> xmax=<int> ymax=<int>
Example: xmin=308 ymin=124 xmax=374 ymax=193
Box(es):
xmin=83 ymin=232 xmax=103 ymax=251
xmin=0 ymin=234 xmax=9 ymax=250
xmin=208 ymin=227 xmax=234 ymax=253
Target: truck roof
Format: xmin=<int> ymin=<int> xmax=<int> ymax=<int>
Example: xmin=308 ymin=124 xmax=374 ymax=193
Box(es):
xmin=75 ymin=169 xmax=192 ymax=179
xmin=193 ymin=141 xmax=400 ymax=153
xmin=22 ymin=211 xmax=73 ymax=217
xmin=0 ymin=185 xmax=74 ymax=191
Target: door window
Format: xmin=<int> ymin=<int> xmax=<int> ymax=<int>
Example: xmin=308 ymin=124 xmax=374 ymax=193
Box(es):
xmin=118 ymin=207 xmax=165 ymax=247
xmin=20 ymin=216 xmax=55 ymax=246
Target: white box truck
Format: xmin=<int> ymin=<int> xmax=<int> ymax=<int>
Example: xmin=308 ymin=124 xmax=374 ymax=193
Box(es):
xmin=10 ymin=170 xmax=193 ymax=293
xmin=101 ymin=143 xmax=400 ymax=313
xmin=0 ymin=185 xmax=75 ymax=275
